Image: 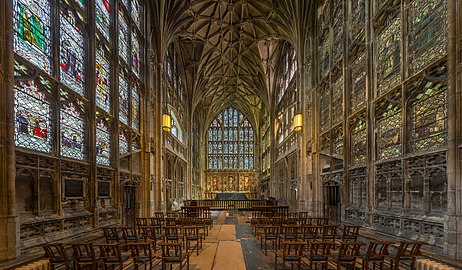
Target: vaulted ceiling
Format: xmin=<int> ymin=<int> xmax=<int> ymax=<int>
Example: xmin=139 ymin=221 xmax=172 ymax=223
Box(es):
xmin=149 ymin=0 xmax=316 ymax=127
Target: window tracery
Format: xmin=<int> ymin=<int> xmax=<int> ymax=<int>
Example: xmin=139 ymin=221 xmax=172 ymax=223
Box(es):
xmin=207 ymin=108 xmax=254 ymax=170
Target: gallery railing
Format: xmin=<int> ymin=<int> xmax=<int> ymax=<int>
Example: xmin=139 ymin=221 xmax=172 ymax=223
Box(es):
xmin=183 ymin=200 xmax=284 ymax=211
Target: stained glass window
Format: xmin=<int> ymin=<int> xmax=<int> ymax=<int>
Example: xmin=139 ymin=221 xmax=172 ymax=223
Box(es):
xmin=131 ymin=85 xmax=140 ymax=131
xmin=376 ymin=11 xmax=401 ymax=96
xmin=61 ymin=101 xmax=85 ymax=160
xmin=332 ymin=74 xmax=343 ymax=126
xmin=131 ymin=32 xmax=140 ymax=78
xmin=319 ymin=30 xmax=330 ymax=79
xmin=118 ymin=8 xmax=129 ymax=64
xmin=14 ymin=80 xmax=53 ymax=152
xmin=350 ymin=51 xmax=366 ymax=113
xmin=95 ymin=0 xmax=110 ymax=40
xmin=332 ymin=4 xmax=343 ymax=61
xmin=95 ymin=45 xmax=111 ymax=112
xmin=119 ymin=128 xmax=129 ymax=155
xmin=119 ymin=68 xmax=129 ymax=125
xmin=131 ymin=0 xmax=141 ymax=29
xmin=409 ymin=0 xmax=447 ymax=74
xmin=13 ymin=0 xmax=52 ymax=73
xmin=409 ymin=67 xmax=447 ymax=152
xmin=60 ymin=5 xmax=85 ymax=95
xmin=350 ymin=114 xmax=366 ymax=166
xmin=320 ymin=83 xmax=330 ymax=132
xmin=76 ymin=0 xmax=85 ymax=9
xmin=350 ymin=0 xmax=365 ymax=41
xmin=96 ymin=118 xmax=111 ymax=166
xmin=207 ymin=108 xmax=254 ymax=170
xmin=376 ymin=91 xmax=402 ymax=160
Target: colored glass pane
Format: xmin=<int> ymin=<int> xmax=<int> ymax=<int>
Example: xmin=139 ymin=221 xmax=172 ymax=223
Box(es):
xmin=119 ymin=70 xmax=129 ymax=125
xmin=95 ymin=0 xmax=110 ymax=40
xmin=376 ymin=12 xmax=401 ymax=96
xmin=377 ymin=94 xmax=402 ymax=160
xmin=61 ymin=102 xmax=85 ymax=160
xmin=332 ymin=75 xmax=343 ymax=125
xmin=350 ymin=0 xmax=365 ymax=41
xmin=60 ymin=6 xmax=85 ymax=95
xmin=409 ymin=72 xmax=447 ymax=152
xmin=350 ymin=115 xmax=367 ymax=166
xmin=131 ymin=0 xmax=141 ymax=29
xmin=350 ymin=52 xmax=366 ymax=112
xmin=119 ymin=129 xmax=129 ymax=155
xmin=131 ymin=86 xmax=140 ymax=131
xmin=77 ymin=0 xmax=85 ymax=9
xmin=118 ymin=9 xmax=129 ymax=64
xmin=96 ymin=46 xmax=111 ymax=112
xmin=14 ymin=80 xmax=53 ymax=152
xmin=96 ymin=119 xmax=111 ymax=166
xmin=121 ymin=0 xmax=129 ymax=8
xmin=131 ymin=32 xmax=140 ymax=78
xmin=409 ymin=0 xmax=447 ymax=74
xmin=207 ymin=107 xmax=254 ymax=170
xmin=13 ymin=0 xmax=52 ymax=73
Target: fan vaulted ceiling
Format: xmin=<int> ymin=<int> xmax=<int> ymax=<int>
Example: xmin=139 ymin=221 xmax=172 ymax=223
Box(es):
xmin=150 ymin=0 xmax=315 ymax=124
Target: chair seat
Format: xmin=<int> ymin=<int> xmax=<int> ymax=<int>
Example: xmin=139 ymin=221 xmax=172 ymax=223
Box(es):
xmin=50 ymin=254 xmax=72 ymax=262
xmin=307 ymin=255 xmax=328 ymax=261
xmin=135 ymin=257 xmax=151 ymax=263
xmin=284 ymin=256 xmax=300 ymax=261
xmin=266 ymin=236 xmax=277 ymax=239
xmin=186 ymin=236 xmax=199 ymax=240
xmin=105 ymin=254 xmax=130 ymax=262
xmin=78 ymin=255 xmax=99 ymax=262
xmin=165 ymin=257 xmax=181 ymax=262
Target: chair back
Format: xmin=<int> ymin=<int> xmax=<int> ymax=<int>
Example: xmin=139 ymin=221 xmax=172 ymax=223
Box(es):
xmin=315 ymin=217 xmax=329 ymax=225
xmin=154 ymin=212 xmax=165 ymax=219
xmin=282 ymin=225 xmax=300 ymax=241
xmin=135 ymin=218 xmax=148 ymax=227
xmin=183 ymin=225 xmax=200 ymax=237
xmin=70 ymin=243 xmax=97 ymax=268
xmin=281 ymin=241 xmax=305 ymax=260
xmin=302 ymin=225 xmax=321 ymax=241
xmin=309 ymin=241 xmax=334 ymax=256
xmin=264 ymin=225 xmax=280 ymax=237
xmin=336 ymin=242 xmax=365 ymax=268
xmin=102 ymin=227 xmax=121 ymax=243
xmin=42 ymin=243 xmax=71 ymax=269
xmin=342 ymin=224 xmax=361 ymax=242
xmin=321 ymin=225 xmax=338 ymax=240
xmin=396 ymin=241 xmax=426 ymax=257
xmin=365 ymin=241 xmax=392 ymax=259
xmin=126 ymin=242 xmax=154 ymax=262
xmin=163 ymin=226 xmax=180 ymax=242
xmin=160 ymin=242 xmax=183 ymax=258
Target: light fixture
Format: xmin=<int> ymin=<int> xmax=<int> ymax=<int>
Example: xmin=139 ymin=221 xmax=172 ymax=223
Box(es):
xmin=162 ymin=112 xmax=171 ymax=132
xmin=293 ymin=112 xmax=303 ymax=131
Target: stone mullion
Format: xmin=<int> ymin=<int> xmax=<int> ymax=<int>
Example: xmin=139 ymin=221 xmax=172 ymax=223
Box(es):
xmin=0 ymin=0 xmax=20 ymax=259
xmin=341 ymin=0 xmax=349 ymax=223
xmin=112 ymin=0 xmax=121 ymax=221
xmin=400 ymin=0 xmax=410 ymax=213
xmin=365 ymin=0 xmax=375 ymax=227
xmin=446 ymin=0 xmax=460 ymax=258
xmin=87 ymin=0 xmax=97 ymax=222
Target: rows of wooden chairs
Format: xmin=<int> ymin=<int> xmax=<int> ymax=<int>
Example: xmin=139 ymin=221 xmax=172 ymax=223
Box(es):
xmin=272 ymin=239 xmax=425 ymax=270
xmin=42 ymin=210 xmax=213 ymax=270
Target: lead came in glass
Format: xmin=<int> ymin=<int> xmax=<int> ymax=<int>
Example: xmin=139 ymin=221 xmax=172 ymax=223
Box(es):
xmin=13 ymin=0 xmax=52 ymax=73
xmin=61 ymin=102 xmax=85 ymax=160
xmin=60 ymin=5 xmax=85 ymax=95
xmin=14 ymin=80 xmax=53 ymax=153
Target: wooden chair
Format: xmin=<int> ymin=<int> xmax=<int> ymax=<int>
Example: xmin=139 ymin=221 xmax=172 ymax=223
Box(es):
xmin=70 ymin=242 xmax=99 ymax=270
xmin=341 ymin=225 xmax=361 ymax=242
xmin=139 ymin=225 xmax=164 ymax=252
xmin=95 ymin=243 xmax=131 ymax=270
xmin=42 ymin=243 xmax=72 ymax=270
xmin=136 ymin=217 xmax=148 ymax=227
xmin=160 ymin=242 xmax=189 ymax=270
xmin=183 ymin=226 xmax=202 ymax=255
xmin=390 ymin=241 xmax=426 ymax=270
xmin=163 ymin=226 xmax=182 ymax=244
xmin=301 ymin=225 xmax=322 ymax=250
xmin=121 ymin=227 xmax=144 ymax=244
xmin=126 ymin=242 xmax=159 ymax=270
xmin=279 ymin=225 xmax=300 ymax=247
xmin=102 ymin=227 xmax=122 ymax=243
xmin=302 ymin=241 xmax=334 ymax=270
xmin=321 ymin=225 xmax=338 ymax=243
xmin=358 ymin=241 xmax=392 ymax=270
xmin=274 ymin=241 xmax=305 ymax=270
xmin=261 ymin=225 xmax=279 ymax=255
xmin=333 ymin=241 xmax=365 ymax=270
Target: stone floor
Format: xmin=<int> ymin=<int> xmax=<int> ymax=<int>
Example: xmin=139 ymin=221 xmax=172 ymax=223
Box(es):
xmin=188 ymin=210 xmax=275 ymax=270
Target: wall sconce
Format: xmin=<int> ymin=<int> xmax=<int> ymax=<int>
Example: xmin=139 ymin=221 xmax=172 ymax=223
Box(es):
xmin=293 ymin=112 xmax=303 ymax=131
xmin=162 ymin=113 xmax=172 ymax=132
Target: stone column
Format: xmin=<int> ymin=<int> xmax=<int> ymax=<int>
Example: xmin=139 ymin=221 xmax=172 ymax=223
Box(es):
xmin=0 ymin=0 xmax=19 ymax=260
xmin=446 ymin=0 xmax=461 ymax=259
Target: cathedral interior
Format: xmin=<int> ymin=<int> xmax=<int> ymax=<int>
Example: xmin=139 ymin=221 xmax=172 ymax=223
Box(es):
xmin=1 ymin=0 xmax=462 ymax=268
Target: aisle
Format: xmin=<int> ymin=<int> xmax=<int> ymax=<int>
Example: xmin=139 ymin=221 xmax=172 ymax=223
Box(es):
xmin=188 ymin=210 xmax=275 ymax=270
